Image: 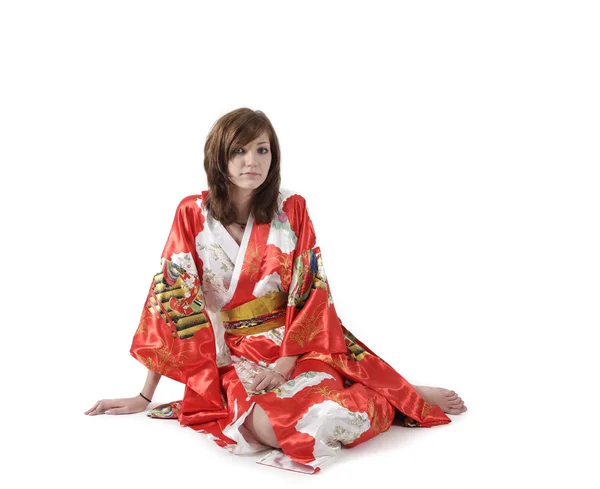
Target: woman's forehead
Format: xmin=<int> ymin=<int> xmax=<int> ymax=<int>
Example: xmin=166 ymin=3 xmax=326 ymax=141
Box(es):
xmin=235 ymin=130 xmax=270 ymax=147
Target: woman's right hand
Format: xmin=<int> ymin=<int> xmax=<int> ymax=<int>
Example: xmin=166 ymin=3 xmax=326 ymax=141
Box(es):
xmin=250 ymin=369 xmax=287 ymax=393
xmin=84 ymin=395 xmax=150 ymax=416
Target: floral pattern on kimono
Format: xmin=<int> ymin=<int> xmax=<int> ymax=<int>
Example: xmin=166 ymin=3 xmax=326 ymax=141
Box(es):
xmin=130 ymin=189 xmax=451 ymax=474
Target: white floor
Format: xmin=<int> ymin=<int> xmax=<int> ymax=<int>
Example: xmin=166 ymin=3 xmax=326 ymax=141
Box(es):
xmin=8 ymin=369 xmax=592 ymax=489
xmin=3 ymin=1 xmax=599 ymax=487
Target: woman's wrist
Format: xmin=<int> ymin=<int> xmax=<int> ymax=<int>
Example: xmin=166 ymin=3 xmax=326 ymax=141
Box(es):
xmin=274 ymin=354 xmax=300 ymax=380
xmin=272 ymin=369 xmax=289 ymax=381
xmin=139 ymin=370 xmax=161 ymax=403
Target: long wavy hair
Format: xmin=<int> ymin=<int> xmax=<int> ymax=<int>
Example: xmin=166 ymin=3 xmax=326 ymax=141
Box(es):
xmin=203 ymin=108 xmax=281 ymax=225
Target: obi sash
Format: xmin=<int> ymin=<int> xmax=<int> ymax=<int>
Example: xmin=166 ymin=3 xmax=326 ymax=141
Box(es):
xmin=221 ymin=291 xmax=287 ymax=336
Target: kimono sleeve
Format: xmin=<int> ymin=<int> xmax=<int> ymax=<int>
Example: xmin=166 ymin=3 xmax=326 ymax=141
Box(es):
xmin=129 ymin=197 xmax=218 ymax=387
xmin=280 ymin=195 xmax=348 ymax=357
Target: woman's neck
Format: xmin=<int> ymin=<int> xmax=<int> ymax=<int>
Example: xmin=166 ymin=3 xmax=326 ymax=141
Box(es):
xmin=231 ymin=187 xmax=253 ymax=223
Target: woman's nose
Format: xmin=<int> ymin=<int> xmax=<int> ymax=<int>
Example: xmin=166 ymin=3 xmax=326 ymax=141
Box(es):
xmin=244 ymin=152 xmax=259 ymax=166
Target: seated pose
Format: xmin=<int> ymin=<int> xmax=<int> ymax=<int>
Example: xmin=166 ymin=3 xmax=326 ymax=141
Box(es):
xmin=85 ymin=108 xmax=467 ymax=474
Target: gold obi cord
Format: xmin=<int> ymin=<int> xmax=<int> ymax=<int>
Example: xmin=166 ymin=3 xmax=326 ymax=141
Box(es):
xmin=221 ymin=291 xmax=287 ymax=336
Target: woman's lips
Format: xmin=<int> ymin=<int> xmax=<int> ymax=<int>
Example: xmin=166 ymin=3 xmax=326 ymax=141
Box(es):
xmin=243 ymin=172 xmax=260 ymax=176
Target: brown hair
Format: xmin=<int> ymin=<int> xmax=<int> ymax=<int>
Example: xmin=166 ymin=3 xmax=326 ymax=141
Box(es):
xmin=203 ymin=108 xmax=281 ymax=225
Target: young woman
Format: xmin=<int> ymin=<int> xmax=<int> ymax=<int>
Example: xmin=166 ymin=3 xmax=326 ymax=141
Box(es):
xmin=85 ymin=108 xmax=467 ymax=474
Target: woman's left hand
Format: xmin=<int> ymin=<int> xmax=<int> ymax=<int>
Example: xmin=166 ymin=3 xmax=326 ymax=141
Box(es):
xmin=251 ymin=370 xmax=287 ymax=393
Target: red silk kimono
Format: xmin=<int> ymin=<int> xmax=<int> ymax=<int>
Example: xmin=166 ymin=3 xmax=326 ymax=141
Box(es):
xmin=130 ymin=189 xmax=450 ymax=474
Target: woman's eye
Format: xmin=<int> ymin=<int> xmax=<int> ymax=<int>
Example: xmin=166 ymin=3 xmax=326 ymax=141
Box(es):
xmin=233 ymin=148 xmax=269 ymax=154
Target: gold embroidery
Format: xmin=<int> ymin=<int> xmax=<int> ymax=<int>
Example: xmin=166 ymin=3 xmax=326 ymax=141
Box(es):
xmin=275 ymin=252 xmax=293 ymax=290
xmin=421 ymin=402 xmax=432 ymax=419
xmin=303 ymin=384 xmax=349 ymax=409
xmin=242 ymin=244 xmax=263 ymax=281
xmin=300 ymin=352 xmax=322 ymax=362
xmin=134 ymin=341 xmax=189 ymax=377
xmin=288 ymin=306 xmax=324 ymax=347
xmin=135 ymin=307 xmax=152 ymax=335
xmin=332 ymin=354 xmax=361 ymax=374
xmin=367 ymin=397 xmax=392 ymax=435
xmin=299 ymin=352 xmax=360 ymax=375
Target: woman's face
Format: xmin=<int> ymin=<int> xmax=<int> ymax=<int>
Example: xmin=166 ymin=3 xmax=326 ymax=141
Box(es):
xmin=227 ymin=131 xmax=272 ymax=191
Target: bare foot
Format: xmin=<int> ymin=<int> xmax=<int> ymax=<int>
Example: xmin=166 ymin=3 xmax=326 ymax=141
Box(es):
xmin=413 ymin=386 xmax=467 ymax=415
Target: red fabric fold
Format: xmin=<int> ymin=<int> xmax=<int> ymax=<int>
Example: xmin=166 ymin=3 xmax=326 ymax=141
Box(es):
xmin=131 ymin=191 xmax=451 ymax=439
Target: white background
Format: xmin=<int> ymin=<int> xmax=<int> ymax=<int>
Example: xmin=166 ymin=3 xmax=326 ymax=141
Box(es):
xmin=1 ymin=1 xmax=599 ymax=487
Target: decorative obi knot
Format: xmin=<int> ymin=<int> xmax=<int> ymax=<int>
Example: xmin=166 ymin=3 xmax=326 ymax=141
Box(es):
xmin=221 ymin=291 xmax=287 ymax=336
